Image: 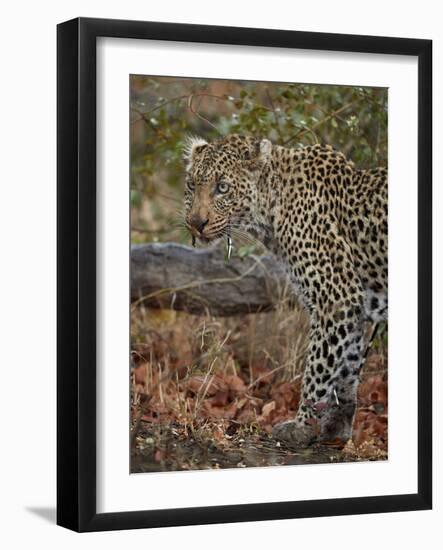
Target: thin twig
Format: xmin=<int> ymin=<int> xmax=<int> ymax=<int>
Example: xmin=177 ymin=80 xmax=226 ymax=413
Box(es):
xmin=283 ymin=102 xmax=355 ymax=145
xmin=131 ymin=95 xmax=188 ymax=123
xmin=187 ymin=94 xmax=223 ymax=134
xmin=132 ymin=92 xmax=273 ymax=132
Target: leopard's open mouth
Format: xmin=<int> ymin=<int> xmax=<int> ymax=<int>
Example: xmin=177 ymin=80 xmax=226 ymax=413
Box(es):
xmin=200 ymin=231 xmax=225 ymax=242
xmin=192 ymin=233 xmax=224 ymax=246
xmin=187 ymin=223 xmax=229 ymax=246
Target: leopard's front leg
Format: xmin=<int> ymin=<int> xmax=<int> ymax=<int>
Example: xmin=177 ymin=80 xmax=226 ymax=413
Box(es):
xmin=273 ymin=305 xmax=365 ymax=447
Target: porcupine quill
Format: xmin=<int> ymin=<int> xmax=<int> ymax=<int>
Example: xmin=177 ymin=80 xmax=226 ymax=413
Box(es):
xmin=226 ymin=234 xmax=233 ymax=261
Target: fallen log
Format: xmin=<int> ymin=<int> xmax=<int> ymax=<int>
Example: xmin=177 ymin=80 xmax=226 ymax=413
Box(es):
xmin=131 ymin=243 xmax=295 ymax=316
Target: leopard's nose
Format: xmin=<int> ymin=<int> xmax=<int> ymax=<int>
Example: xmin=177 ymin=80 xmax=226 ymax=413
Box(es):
xmin=190 ymin=216 xmax=209 ymax=234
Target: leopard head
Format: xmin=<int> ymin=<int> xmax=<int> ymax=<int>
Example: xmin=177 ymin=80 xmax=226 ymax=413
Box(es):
xmin=183 ymin=134 xmax=272 ymax=242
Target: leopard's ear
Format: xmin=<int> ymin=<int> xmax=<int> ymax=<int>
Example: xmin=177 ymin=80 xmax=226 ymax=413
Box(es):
xmin=183 ymin=135 xmax=208 ymax=170
xmin=258 ymin=138 xmax=272 ymax=162
xmin=246 ymin=138 xmax=272 ymax=168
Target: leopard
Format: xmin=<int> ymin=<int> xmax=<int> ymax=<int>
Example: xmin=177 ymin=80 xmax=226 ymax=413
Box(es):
xmin=183 ymin=133 xmax=387 ymax=447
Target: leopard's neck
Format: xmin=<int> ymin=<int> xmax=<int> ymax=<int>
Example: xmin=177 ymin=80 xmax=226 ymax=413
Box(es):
xmin=248 ymin=147 xmax=296 ymax=251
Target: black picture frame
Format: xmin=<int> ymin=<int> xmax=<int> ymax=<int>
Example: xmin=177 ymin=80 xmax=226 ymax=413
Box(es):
xmin=57 ymin=17 xmax=432 ymax=532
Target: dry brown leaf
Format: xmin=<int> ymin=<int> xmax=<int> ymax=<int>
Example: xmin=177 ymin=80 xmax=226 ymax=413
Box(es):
xmin=225 ymin=374 xmax=247 ymax=393
xmin=134 ymin=364 xmax=147 ymax=385
xmin=186 ymin=375 xmax=228 ymax=396
xmin=261 ymin=400 xmax=276 ymax=417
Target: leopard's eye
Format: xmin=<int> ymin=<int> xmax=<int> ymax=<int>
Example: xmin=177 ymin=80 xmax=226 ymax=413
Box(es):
xmin=216 ymin=181 xmax=229 ymax=194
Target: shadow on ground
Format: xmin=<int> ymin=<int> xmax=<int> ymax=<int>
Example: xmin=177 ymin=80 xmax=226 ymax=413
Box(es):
xmin=26 ymin=507 xmax=56 ymax=524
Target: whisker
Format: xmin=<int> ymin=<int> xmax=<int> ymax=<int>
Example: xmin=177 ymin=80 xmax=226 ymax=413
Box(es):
xmin=229 ymin=227 xmax=259 ymax=248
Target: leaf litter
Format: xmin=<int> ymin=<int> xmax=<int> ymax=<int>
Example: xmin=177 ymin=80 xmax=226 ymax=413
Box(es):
xmin=131 ymin=308 xmax=387 ymax=472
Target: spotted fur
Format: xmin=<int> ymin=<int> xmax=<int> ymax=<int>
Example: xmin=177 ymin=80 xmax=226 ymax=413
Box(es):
xmin=183 ymin=134 xmax=387 ymax=446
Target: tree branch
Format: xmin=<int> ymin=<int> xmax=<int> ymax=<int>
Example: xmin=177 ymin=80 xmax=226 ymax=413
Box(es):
xmin=131 ymin=243 xmax=295 ymax=316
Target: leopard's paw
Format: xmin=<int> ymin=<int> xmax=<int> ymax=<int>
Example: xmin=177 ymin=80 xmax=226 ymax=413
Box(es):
xmin=272 ymin=420 xmax=316 ymax=447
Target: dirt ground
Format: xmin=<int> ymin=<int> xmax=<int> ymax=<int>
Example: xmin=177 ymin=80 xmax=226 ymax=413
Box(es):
xmin=131 ymin=421 xmax=386 ymax=474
